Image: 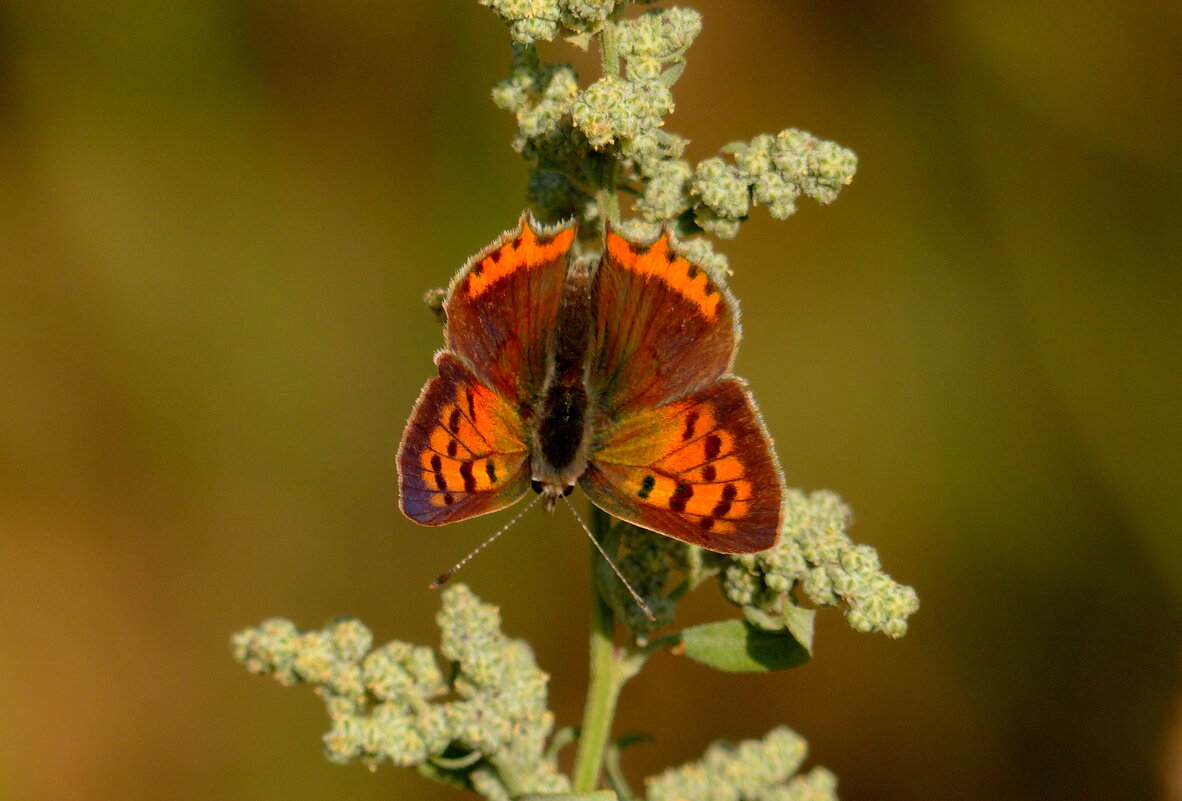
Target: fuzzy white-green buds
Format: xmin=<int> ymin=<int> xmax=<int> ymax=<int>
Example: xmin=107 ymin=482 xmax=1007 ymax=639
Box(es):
xmin=484 ymin=3 xmax=856 ymax=235
xmin=233 ymin=585 xmax=569 ymax=790
xmin=725 ymin=490 xmax=920 ymax=638
xmin=647 ymin=726 xmax=838 ymax=801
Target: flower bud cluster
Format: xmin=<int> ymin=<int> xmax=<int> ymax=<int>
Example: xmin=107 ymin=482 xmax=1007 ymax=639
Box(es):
xmin=646 ymin=726 xmax=838 ymax=801
xmin=482 ymin=5 xmax=703 ymax=226
xmin=491 ymin=43 xmax=597 ymax=225
xmin=232 ymin=585 xmax=568 ymax=793
xmin=480 ymin=3 xmax=856 ymax=244
xmin=607 ymin=522 xmax=682 ymax=631
xmin=728 ymin=130 xmax=859 ymax=218
xmin=634 ymin=128 xmax=858 ymax=239
xmin=478 ymin=0 xmax=565 ymax=44
xmin=723 ymin=490 xmax=919 ymax=638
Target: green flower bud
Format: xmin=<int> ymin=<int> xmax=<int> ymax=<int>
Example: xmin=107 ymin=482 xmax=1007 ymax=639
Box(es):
xmin=323 ymin=713 xmax=367 ymax=764
xmin=772 ymin=129 xmax=857 ymax=205
xmin=720 ymin=490 xmax=918 ymax=637
xmin=232 ymin=617 xmax=301 ymax=684
xmin=292 ymin=633 xmax=334 ymax=683
xmin=560 ymin=0 xmax=617 ymax=33
xmin=647 ymin=726 xmax=814 ymax=801
xmin=328 ymin=618 xmax=373 ymax=662
xmin=636 ymin=158 xmax=693 ymax=220
xmin=573 ymin=77 xmax=672 ymax=148
xmin=693 ymin=206 xmax=742 ymax=240
xmin=692 ymin=156 xmax=751 ymax=219
xmin=480 ymin=0 xmax=563 ymax=43
xmin=617 ymin=8 xmax=703 ymax=61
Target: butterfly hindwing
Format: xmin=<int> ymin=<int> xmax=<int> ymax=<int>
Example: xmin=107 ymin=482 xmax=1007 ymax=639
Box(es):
xmin=445 ymin=214 xmax=576 ymax=407
xmin=590 ymin=229 xmax=739 ymax=416
xmin=580 ymin=378 xmax=784 ymax=553
xmin=398 ymin=352 xmax=531 ymax=525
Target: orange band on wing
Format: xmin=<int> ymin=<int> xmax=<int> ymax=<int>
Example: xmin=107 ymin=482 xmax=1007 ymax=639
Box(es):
xmin=465 ymin=225 xmax=576 ymax=299
xmin=605 ymin=232 xmax=722 ymax=320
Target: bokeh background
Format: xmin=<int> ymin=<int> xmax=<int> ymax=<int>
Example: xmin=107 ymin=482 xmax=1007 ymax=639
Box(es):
xmin=2 ymin=1 xmax=1180 ymax=799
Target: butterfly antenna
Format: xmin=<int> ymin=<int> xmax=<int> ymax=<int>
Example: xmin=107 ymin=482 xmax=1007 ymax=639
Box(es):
xmin=430 ymin=494 xmax=542 ymax=589
xmin=560 ymin=495 xmax=656 ymax=622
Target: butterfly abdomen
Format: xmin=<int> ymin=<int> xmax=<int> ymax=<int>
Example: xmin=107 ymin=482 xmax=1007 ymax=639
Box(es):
xmin=538 ymin=384 xmax=587 ymax=469
xmin=531 ymin=259 xmax=594 ymax=505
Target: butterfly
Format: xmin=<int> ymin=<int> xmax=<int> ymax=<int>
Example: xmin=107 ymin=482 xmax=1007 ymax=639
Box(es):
xmin=397 ymin=213 xmax=784 ymax=554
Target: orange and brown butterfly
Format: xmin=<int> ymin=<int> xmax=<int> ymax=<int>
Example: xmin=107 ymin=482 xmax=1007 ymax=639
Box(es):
xmin=397 ymin=213 xmax=784 ymax=554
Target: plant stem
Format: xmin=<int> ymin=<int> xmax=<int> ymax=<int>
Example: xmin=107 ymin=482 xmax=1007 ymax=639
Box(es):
xmin=572 ymin=508 xmax=635 ymax=793
xmin=572 ymin=21 xmax=638 ymax=786
xmin=599 ymin=15 xmax=620 ymax=80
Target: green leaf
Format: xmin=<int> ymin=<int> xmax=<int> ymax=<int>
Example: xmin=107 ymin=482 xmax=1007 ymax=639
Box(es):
xmin=520 ymin=794 xmax=617 ymax=800
xmin=427 ymin=749 xmax=483 ymax=770
xmin=741 ymin=597 xmax=816 ymax=656
xmin=678 ymin=619 xmax=811 ymax=672
xmin=783 ymin=602 xmax=816 ymax=654
xmin=415 ymin=760 xmax=475 ymax=791
xmin=659 ymin=60 xmax=687 ymax=88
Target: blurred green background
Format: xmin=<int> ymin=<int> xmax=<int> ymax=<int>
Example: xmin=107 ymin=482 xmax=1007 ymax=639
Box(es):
xmin=2 ymin=1 xmax=1180 ymax=799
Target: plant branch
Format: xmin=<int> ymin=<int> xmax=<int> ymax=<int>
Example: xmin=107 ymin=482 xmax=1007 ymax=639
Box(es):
xmin=572 ymin=507 xmax=645 ymax=793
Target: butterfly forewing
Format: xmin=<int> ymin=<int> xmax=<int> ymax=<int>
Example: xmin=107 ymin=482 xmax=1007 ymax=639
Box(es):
xmin=581 ymin=379 xmax=784 ymax=553
xmin=398 ymin=352 xmax=531 ymax=525
xmin=590 ymin=230 xmax=738 ymax=415
xmin=445 ymin=214 xmax=576 ymax=407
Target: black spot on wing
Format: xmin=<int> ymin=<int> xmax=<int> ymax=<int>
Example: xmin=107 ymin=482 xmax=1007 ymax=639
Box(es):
xmin=710 ymin=483 xmax=739 ymax=518
xmin=459 ymin=461 xmax=476 ymax=493
xmin=430 ymin=454 xmax=447 ymax=490
xmin=670 ymin=483 xmax=693 ymax=513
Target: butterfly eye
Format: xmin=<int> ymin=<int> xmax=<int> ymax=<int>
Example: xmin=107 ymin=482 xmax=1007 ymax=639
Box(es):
xmin=563 ymin=485 xmax=576 ymax=497
xmin=531 ymin=480 xmax=543 ymax=494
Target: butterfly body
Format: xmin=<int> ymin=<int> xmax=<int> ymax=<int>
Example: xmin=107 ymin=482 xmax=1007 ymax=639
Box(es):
xmin=398 ymin=214 xmax=785 ymax=554
xmin=531 ymin=258 xmax=594 ymax=509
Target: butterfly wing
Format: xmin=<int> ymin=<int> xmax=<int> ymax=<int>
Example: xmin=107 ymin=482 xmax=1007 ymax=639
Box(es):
xmin=590 ymin=229 xmax=738 ymax=415
xmin=580 ymin=378 xmax=784 ymax=553
xmin=398 ymin=352 xmax=532 ymax=525
xmin=445 ymin=213 xmax=577 ymax=408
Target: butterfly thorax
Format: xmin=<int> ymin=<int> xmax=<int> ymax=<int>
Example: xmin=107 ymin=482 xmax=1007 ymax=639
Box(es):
xmin=531 ymin=259 xmax=594 ymax=510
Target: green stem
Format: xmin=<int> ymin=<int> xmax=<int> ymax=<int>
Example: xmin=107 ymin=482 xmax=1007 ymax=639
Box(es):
xmin=599 ymin=14 xmax=620 ymax=80
xmin=572 ymin=22 xmax=638 ymax=785
xmin=572 ymin=566 xmax=622 ymax=792
xmin=572 ymin=508 xmax=641 ymax=792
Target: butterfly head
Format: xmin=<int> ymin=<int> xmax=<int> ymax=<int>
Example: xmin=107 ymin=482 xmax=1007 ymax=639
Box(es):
xmin=531 ymin=479 xmax=576 ymax=512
